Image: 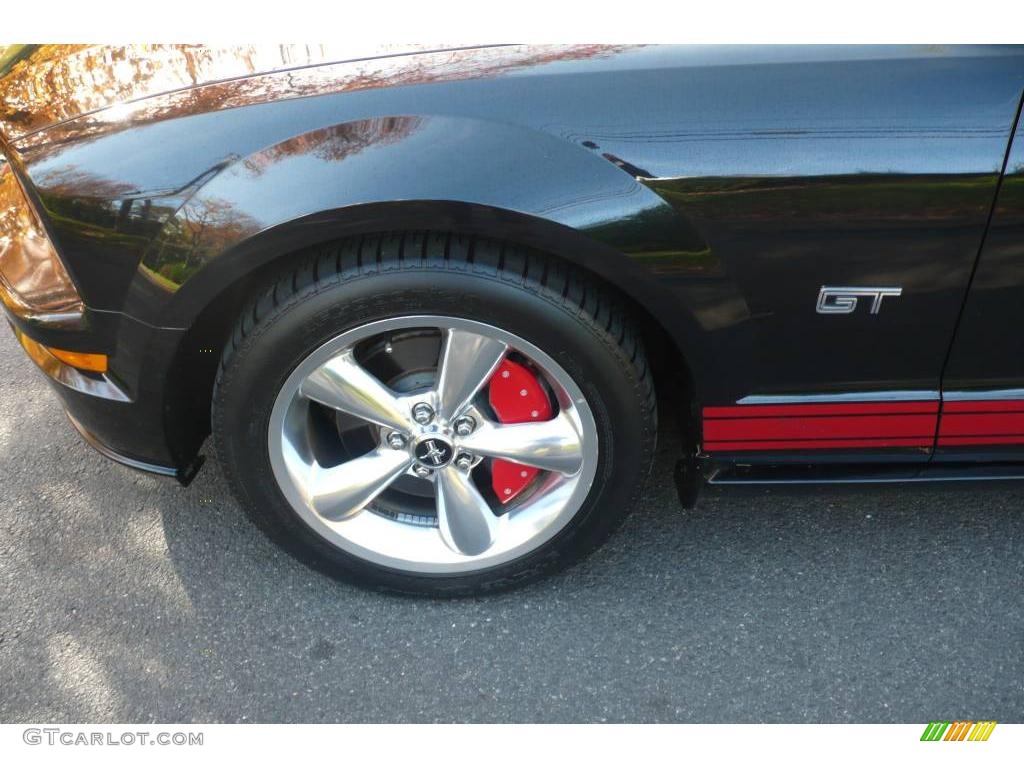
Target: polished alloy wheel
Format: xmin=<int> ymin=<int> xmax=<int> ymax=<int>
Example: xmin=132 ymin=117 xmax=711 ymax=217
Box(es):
xmin=267 ymin=316 xmax=598 ymax=574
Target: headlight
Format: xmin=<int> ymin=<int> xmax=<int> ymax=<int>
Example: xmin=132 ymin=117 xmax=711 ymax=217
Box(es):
xmin=0 ymin=159 xmax=84 ymax=324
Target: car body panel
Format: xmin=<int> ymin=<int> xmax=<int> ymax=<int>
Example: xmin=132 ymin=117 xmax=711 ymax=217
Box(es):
xmin=937 ymin=114 xmax=1024 ymax=461
xmin=0 ymin=43 xmax=502 ymax=141
xmin=3 ymin=44 xmax=1024 ymax=476
xmin=945 ymin=112 xmax=1024 ymax=390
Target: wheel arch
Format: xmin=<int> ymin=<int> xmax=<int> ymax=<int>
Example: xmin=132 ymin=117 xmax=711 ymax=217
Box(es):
xmin=163 ymin=210 xmax=700 ymax=467
xmin=148 ymin=116 xmax=706 ymax=466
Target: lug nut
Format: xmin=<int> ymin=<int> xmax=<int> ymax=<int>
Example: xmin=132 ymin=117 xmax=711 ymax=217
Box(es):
xmin=412 ymin=402 xmax=434 ymax=425
xmin=453 ymin=416 xmax=476 ymax=436
xmin=454 ymin=453 xmax=474 ymax=471
xmin=386 ymin=432 xmax=407 ymax=450
xmin=412 ymin=464 xmax=433 ymax=479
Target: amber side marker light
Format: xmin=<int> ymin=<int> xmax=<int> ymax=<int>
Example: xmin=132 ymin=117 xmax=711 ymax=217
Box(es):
xmin=47 ymin=346 xmax=108 ymax=373
xmin=13 ymin=328 xmax=108 ymax=373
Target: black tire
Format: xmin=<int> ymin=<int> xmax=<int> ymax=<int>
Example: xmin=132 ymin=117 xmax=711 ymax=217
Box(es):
xmin=213 ymin=232 xmax=657 ymax=596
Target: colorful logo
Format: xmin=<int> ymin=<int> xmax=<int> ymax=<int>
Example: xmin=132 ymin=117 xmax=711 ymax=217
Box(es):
xmin=920 ymin=721 xmax=997 ymax=742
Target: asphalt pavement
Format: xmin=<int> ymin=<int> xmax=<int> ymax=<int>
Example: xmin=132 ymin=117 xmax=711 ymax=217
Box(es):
xmin=1 ymin=327 xmax=1022 ymax=722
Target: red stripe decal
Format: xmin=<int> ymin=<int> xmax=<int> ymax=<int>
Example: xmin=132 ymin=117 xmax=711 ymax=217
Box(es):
xmin=704 ymin=414 xmax=935 ymax=442
xmin=705 ymin=437 xmax=931 ymax=451
xmin=938 ymin=412 xmax=1024 ymax=438
xmin=935 ymin=399 xmax=1024 ymax=446
xmin=704 ymin=401 xmax=938 ymax=418
xmin=702 ymin=395 xmax=1024 ymax=453
xmin=701 ymin=399 xmax=938 ymax=454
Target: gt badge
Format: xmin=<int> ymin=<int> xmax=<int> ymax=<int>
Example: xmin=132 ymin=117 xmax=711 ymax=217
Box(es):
xmin=816 ymin=286 xmax=902 ymax=315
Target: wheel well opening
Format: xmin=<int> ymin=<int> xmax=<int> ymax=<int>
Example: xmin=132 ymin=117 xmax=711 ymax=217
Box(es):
xmin=164 ymin=230 xmax=698 ymax=467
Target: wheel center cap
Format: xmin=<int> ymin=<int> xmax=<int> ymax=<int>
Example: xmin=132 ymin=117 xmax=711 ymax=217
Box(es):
xmin=414 ymin=436 xmax=455 ymax=468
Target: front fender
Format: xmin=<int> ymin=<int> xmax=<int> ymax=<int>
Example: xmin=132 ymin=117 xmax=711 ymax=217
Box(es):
xmin=129 ymin=116 xmax=711 ymax=369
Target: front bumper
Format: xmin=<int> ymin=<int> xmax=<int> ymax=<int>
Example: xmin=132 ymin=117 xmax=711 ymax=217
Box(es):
xmin=6 ymin=310 xmax=202 ymax=485
xmin=65 ymin=408 xmax=203 ymax=484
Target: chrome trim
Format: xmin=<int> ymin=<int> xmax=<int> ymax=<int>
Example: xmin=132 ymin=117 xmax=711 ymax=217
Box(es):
xmin=709 ymin=471 xmax=1024 ymax=485
xmin=705 ymin=462 xmax=1024 ymax=485
xmin=737 ymin=390 xmax=939 ymax=405
xmin=816 ymin=286 xmax=902 ymax=315
xmin=942 ymin=389 xmax=1024 ymax=401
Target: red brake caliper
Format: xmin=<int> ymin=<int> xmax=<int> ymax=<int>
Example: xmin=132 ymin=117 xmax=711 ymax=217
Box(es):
xmin=487 ymin=359 xmax=552 ymax=503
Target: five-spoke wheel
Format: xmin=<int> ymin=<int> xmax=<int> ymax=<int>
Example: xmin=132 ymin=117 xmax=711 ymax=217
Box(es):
xmin=268 ymin=317 xmax=598 ymax=572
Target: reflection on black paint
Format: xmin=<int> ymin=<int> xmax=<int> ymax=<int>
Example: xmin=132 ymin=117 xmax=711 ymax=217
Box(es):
xmin=7 ymin=44 xmax=1023 ymax=410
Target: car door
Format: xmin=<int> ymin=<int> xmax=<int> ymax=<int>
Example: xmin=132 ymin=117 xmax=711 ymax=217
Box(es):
xmin=938 ymin=106 xmax=1024 ymax=462
xmin=612 ymin=48 xmax=1024 ymax=464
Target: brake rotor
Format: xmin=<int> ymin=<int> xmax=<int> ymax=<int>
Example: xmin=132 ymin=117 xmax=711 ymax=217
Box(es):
xmin=487 ymin=358 xmax=553 ymax=503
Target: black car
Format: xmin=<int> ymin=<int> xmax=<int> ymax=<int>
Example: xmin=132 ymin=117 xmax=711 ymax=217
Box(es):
xmin=2 ymin=44 xmax=1022 ymax=595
